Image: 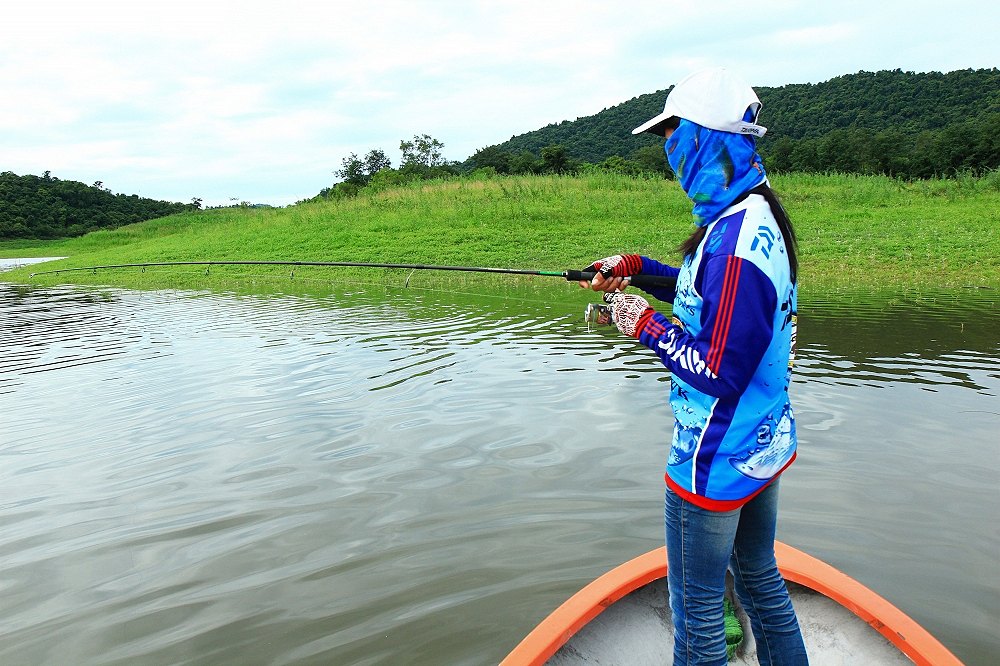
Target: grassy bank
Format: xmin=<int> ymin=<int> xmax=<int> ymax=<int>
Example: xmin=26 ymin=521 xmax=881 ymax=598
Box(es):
xmin=3 ymin=171 xmax=999 ymax=297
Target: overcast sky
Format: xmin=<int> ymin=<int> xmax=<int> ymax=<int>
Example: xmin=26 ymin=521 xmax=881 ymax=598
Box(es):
xmin=3 ymin=1 xmax=997 ymax=207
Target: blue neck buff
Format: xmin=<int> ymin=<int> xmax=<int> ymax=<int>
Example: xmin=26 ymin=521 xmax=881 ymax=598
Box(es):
xmin=665 ymin=118 xmax=767 ymax=227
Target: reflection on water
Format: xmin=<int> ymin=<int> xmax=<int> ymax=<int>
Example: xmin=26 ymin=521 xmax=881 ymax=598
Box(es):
xmin=797 ymin=290 xmax=999 ymax=393
xmin=0 ymin=282 xmax=997 ymax=665
xmin=0 ymin=257 xmax=67 ymax=272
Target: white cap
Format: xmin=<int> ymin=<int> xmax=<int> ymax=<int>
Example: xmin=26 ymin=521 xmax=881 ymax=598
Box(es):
xmin=632 ymin=67 xmax=767 ymax=137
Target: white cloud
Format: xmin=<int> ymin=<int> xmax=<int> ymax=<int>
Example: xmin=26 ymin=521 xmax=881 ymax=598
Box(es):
xmin=770 ymin=24 xmax=860 ymax=48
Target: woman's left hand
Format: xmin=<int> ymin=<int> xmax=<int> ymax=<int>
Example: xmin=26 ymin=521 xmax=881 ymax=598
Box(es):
xmin=579 ymin=272 xmax=629 ymax=292
xmin=603 ymin=291 xmax=653 ymax=338
xmin=577 ymin=254 xmax=643 ymax=292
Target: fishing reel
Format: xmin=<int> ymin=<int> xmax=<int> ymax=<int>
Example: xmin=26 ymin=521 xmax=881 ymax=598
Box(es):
xmin=584 ymin=303 xmax=613 ymax=329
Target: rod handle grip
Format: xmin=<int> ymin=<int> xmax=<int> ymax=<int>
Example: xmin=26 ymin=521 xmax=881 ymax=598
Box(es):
xmin=564 ymin=270 xmax=677 ymax=290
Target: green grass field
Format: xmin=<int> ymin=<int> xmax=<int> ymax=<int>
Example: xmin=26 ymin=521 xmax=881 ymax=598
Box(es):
xmin=3 ymin=171 xmax=999 ymax=298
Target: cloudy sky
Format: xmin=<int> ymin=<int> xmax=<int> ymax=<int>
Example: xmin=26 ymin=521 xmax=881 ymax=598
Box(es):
xmin=3 ymin=1 xmax=997 ymax=207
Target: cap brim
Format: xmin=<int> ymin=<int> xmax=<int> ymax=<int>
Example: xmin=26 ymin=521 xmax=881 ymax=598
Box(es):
xmin=631 ymin=111 xmax=674 ymax=135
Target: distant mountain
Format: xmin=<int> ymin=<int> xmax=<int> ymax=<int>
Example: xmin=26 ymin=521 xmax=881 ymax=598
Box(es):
xmin=471 ymin=68 xmax=1000 ymax=173
xmin=0 ymin=171 xmax=191 ymax=240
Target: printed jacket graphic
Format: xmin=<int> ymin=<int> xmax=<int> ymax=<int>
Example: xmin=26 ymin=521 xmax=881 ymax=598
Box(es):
xmin=634 ymin=193 xmax=798 ymax=510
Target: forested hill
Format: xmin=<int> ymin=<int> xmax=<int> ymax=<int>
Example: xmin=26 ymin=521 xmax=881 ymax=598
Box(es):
xmin=758 ymin=69 xmax=998 ymax=138
xmin=472 ymin=68 xmax=1000 ymax=177
xmin=0 ymin=171 xmax=191 ymax=240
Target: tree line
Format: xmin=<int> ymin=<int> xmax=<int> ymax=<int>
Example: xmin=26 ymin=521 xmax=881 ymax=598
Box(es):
xmin=472 ymin=68 xmax=1000 ymax=179
xmin=458 ymin=112 xmax=999 ymax=180
xmin=311 ymin=132 xmax=672 ymax=205
xmin=315 ymin=134 xmax=462 ymax=200
xmin=316 ymin=69 xmax=998 ymax=202
xmin=0 ymin=171 xmax=194 ymax=240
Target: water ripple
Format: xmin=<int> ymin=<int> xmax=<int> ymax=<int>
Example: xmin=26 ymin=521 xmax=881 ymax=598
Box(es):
xmin=0 ymin=282 xmax=997 ymax=665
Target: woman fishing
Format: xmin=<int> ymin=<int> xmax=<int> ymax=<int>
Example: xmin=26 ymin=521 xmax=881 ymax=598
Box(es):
xmin=580 ymin=67 xmax=808 ymax=665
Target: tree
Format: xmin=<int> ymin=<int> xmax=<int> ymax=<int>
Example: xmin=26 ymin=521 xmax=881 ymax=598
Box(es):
xmin=335 ymin=152 xmax=367 ymax=187
xmin=400 ymin=134 xmax=445 ymax=169
xmin=866 ymin=130 xmax=910 ymax=176
xmin=789 ymin=140 xmax=821 ymax=173
xmin=541 ymin=144 xmax=571 ymax=174
xmin=334 ymin=149 xmax=392 ymax=188
xmin=469 ymin=145 xmax=512 ymax=173
xmin=364 ymin=149 xmax=392 ymax=176
xmin=509 ymin=150 xmax=542 ymax=175
xmin=765 ymin=137 xmax=795 ymax=173
xmin=597 ymin=155 xmax=642 ymax=176
xmin=366 ymin=167 xmax=411 ymax=192
xmin=631 ymin=145 xmax=671 ymax=177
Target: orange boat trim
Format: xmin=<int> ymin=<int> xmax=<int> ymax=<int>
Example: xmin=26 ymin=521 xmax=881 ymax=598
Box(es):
xmin=500 ymin=541 xmax=963 ymax=666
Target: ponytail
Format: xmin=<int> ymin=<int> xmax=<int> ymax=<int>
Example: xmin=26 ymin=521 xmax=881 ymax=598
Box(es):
xmin=756 ymin=185 xmax=798 ymax=284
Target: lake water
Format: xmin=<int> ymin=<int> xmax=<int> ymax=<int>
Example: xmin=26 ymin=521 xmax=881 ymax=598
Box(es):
xmin=1 ymin=280 xmax=997 ymax=665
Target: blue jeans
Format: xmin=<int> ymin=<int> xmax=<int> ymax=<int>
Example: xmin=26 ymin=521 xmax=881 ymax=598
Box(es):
xmin=665 ymin=481 xmax=808 ymax=665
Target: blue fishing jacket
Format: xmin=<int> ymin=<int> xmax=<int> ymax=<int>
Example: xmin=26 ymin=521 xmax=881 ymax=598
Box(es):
xmin=634 ymin=192 xmax=797 ymax=509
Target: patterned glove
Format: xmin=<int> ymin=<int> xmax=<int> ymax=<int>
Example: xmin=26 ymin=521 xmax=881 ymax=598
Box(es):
xmin=603 ymin=291 xmax=653 ymax=338
xmin=585 ymin=254 xmax=643 ymax=278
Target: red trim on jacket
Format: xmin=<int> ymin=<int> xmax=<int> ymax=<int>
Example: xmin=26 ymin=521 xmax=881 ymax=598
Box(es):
xmin=706 ymin=256 xmax=742 ymax=373
xmin=664 ymin=451 xmax=797 ymax=511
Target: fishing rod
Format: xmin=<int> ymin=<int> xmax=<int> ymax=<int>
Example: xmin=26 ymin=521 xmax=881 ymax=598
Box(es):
xmin=29 ymin=260 xmax=677 ymax=290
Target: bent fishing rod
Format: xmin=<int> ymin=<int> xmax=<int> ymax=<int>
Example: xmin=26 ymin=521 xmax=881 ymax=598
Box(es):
xmin=29 ymin=260 xmax=677 ymax=290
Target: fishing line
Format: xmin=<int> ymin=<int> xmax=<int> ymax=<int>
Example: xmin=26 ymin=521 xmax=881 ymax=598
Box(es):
xmin=29 ymin=260 xmax=677 ymax=290
xmin=65 ymin=265 xmax=567 ymax=308
xmin=29 ymin=260 xmax=677 ymax=326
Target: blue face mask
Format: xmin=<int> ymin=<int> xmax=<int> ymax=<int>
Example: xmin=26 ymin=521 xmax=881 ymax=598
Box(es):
xmin=665 ymin=118 xmax=767 ymax=227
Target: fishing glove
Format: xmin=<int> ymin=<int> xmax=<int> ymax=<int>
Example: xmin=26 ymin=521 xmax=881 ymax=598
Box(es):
xmin=585 ymin=254 xmax=644 ymax=278
xmin=603 ymin=291 xmax=654 ymax=338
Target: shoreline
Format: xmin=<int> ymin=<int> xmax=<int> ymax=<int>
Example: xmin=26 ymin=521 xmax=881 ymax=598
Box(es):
xmin=2 ymin=172 xmax=998 ymax=293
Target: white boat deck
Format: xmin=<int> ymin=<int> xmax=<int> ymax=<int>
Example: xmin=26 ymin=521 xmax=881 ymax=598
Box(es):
xmin=548 ymin=579 xmax=912 ymax=665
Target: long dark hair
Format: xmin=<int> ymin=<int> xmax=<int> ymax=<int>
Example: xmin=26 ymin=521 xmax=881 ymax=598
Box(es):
xmin=677 ymin=184 xmax=798 ymax=283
